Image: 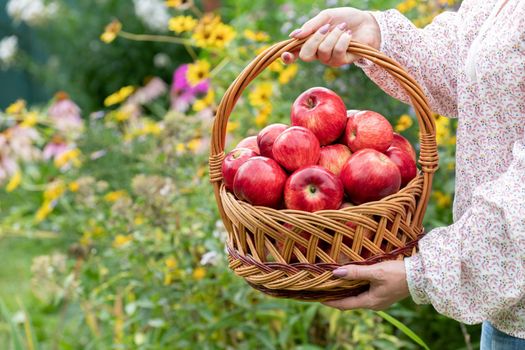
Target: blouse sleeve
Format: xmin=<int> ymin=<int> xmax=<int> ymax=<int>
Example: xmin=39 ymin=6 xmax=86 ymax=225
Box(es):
xmin=404 ymin=138 xmax=525 ymax=323
xmin=356 ymin=9 xmax=464 ymax=118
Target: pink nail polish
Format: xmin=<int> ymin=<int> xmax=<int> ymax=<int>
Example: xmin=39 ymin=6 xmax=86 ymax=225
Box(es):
xmin=347 ymin=29 xmax=353 ymax=35
xmin=319 ymin=23 xmax=330 ymax=35
xmin=332 ymin=268 xmax=346 ymax=277
xmin=338 ymin=22 xmax=347 ymax=31
xmin=289 ymin=29 xmax=302 ymax=37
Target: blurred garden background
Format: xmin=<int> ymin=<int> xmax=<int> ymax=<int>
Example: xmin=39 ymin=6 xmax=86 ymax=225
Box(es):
xmin=0 ymin=0 xmax=472 ymax=349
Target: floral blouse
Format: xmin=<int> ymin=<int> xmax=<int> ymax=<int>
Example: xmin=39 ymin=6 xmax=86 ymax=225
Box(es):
xmin=358 ymin=0 xmax=525 ymax=338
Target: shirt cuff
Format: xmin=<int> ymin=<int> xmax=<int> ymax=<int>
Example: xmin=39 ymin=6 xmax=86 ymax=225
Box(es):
xmin=404 ymin=254 xmax=431 ymax=305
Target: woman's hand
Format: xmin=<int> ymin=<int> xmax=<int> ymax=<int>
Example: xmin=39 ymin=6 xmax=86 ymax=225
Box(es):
xmin=322 ymin=260 xmax=410 ymax=311
xmin=282 ymin=8 xmax=381 ymax=67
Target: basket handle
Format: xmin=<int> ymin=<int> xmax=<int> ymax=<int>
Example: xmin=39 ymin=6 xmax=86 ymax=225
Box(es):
xmin=209 ymin=38 xmax=438 ymax=228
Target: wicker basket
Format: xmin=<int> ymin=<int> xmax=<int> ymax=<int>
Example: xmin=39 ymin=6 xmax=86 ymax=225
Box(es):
xmin=209 ymin=37 xmax=438 ymax=302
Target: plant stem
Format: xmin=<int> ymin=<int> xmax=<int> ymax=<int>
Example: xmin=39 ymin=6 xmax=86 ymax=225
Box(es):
xmin=459 ymin=323 xmax=473 ymax=350
xmin=119 ymin=31 xmax=198 ymax=47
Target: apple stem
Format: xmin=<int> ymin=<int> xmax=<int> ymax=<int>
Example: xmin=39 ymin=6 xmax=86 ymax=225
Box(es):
xmin=307 ymin=96 xmax=317 ymax=109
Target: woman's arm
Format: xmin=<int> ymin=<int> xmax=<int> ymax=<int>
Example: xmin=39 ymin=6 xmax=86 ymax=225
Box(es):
xmin=284 ymin=5 xmax=471 ymax=118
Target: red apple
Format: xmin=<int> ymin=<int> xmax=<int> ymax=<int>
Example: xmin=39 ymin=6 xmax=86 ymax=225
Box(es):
xmin=391 ymin=132 xmax=416 ymax=161
xmin=344 ymin=110 xmax=393 ymax=153
xmin=221 ymin=148 xmax=258 ymax=191
xmin=273 ymin=126 xmax=320 ymax=172
xmin=257 ymin=123 xmax=288 ymax=159
xmin=236 ymin=136 xmax=260 ymax=154
xmin=291 ymin=87 xmax=347 ymax=145
xmin=284 ymin=165 xmax=343 ymax=212
xmin=318 ymin=144 xmax=352 ymax=176
xmin=385 ymin=147 xmax=417 ymax=187
xmin=340 ymin=149 xmax=401 ymax=204
xmin=233 ymin=156 xmax=287 ymax=208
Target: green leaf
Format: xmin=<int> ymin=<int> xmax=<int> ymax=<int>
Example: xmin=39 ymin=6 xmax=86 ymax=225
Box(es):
xmin=0 ymin=298 xmax=25 ymax=350
xmin=376 ymin=311 xmax=431 ymax=350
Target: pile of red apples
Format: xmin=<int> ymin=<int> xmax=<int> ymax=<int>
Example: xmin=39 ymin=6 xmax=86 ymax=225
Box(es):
xmin=222 ymin=87 xmax=417 ymax=213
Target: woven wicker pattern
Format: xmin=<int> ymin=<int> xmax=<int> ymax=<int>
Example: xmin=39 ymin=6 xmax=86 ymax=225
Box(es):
xmin=209 ymin=37 xmax=438 ymax=301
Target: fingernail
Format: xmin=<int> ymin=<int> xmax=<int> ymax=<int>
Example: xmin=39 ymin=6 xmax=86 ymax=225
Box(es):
xmin=283 ymin=53 xmax=291 ymax=62
xmin=332 ymin=268 xmax=347 ymax=277
xmin=319 ymin=23 xmax=330 ymax=35
xmin=289 ymin=29 xmax=301 ymax=37
xmin=347 ymin=29 xmax=352 ymax=35
xmin=338 ymin=22 xmax=347 ymax=31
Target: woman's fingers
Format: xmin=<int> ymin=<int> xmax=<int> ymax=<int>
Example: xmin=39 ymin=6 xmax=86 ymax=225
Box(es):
xmin=299 ymin=23 xmax=331 ymax=62
xmin=317 ymin=22 xmax=347 ymax=64
xmin=330 ymin=29 xmax=356 ymax=66
xmin=281 ymin=51 xmax=297 ymax=64
xmin=289 ymin=11 xmax=332 ymax=39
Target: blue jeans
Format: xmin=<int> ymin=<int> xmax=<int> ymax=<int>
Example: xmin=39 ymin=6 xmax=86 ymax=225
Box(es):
xmin=481 ymin=322 xmax=525 ymax=350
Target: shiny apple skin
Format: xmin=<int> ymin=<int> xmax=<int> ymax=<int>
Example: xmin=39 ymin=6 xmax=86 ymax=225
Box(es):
xmin=233 ymin=156 xmax=287 ymax=208
xmin=273 ymin=126 xmax=321 ymax=172
xmin=291 ymin=87 xmax=347 ymax=145
xmin=236 ymin=135 xmax=260 ymax=154
xmin=221 ymin=148 xmax=258 ymax=191
xmin=344 ymin=110 xmax=393 ymax=153
xmin=284 ymin=165 xmax=344 ymax=212
xmin=385 ymin=146 xmax=417 ymax=187
xmin=318 ymin=144 xmax=352 ymax=177
xmin=257 ymin=123 xmax=288 ymax=159
xmin=340 ymin=149 xmax=401 ymax=205
xmin=391 ymin=132 xmax=416 ymax=161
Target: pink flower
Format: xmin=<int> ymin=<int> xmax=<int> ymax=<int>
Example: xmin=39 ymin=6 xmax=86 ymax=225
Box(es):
xmin=0 ymin=134 xmax=17 ymax=183
xmin=48 ymin=93 xmax=83 ymax=133
xmin=170 ymin=64 xmax=210 ymax=112
xmin=43 ymin=140 xmax=68 ymax=161
xmin=127 ymin=77 xmax=168 ymax=105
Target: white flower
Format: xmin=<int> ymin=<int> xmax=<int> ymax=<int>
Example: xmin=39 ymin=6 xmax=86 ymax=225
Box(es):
xmin=132 ymin=0 xmax=170 ymax=32
xmin=6 ymin=0 xmax=58 ymax=25
xmin=200 ymin=251 xmax=220 ymax=266
xmin=0 ymin=36 xmax=18 ymax=67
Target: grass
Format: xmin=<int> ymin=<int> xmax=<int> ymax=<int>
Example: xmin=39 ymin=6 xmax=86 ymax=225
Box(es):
xmin=0 ymin=234 xmax=68 ymax=349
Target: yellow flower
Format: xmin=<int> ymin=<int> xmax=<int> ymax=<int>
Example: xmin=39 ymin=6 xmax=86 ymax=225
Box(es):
xmin=193 ymin=89 xmax=215 ymax=112
xmin=396 ymin=0 xmax=417 ymax=13
xmin=243 ymin=29 xmax=269 ymax=42
xmin=6 ymin=171 xmax=22 ymax=192
xmin=43 ymin=181 xmax=66 ymax=203
xmin=165 ymin=257 xmax=177 ymax=269
xmin=54 ymin=148 xmax=82 ymax=169
xmin=192 ymin=267 xmax=206 ymax=280
xmin=134 ymin=216 xmax=145 ymax=225
xmin=186 ymin=60 xmax=210 ymax=86
xmin=435 ymin=115 xmax=451 ymax=145
xmin=100 ymin=20 xmax=122 ymax=44
xmin=68 ymin=181 xmax=80 ymax=193
xmin=169 ymin=16 xmax=197 ymax=34
xmin=176 ymin=143 xmax=185 ymax=153
xmin=395 ymin=114 xmax=414 ymax=132
xmin=447 ymin=162 xmax=455 ymax=170
xmin=104 ymin=190 xmax=127 ymax=203
xmin=104 ymin=86 xmax=135 ymax=107
xmin=248 ymin=82 xmax=273 ymax=107
xmin=226 ymin=121 xmax=239 ymax=133
xmin=6 ymin=99 xmax=26 ymax=115
xmin=165 ymin=0 xmax=193 ymax=8
xmin=255 ymin=45 xmax=270 ymax=55
xmin=80 ymin=232 xmax=92 ymax=246
xmin=255 ymin=104 xmax=272 ymax=128
xmin=192 ymin=19 xmax=236 ymax=49
xmin=268 ymin=61 xmax=284 ymax=73
xmin=165 ymin=0 xmax=182 ymax=6
xmin=433 ymin=191 xmax=452 ymax=209
xmin=113 ymin=234 xmax=133 ymax=248
xmin=279 ymin=64 xmax=298 ymax=85
xmin=114 ymin=109 xmax=131 ymax=122
xmin=187 ymin=138 xmax=202 ymax=153
xmin=20 ymin=111 xmax=38 ymax=128
xmin=35 ymin=201 xmax=54 ymax=222
xmin=142 ymin=119 xmax=162 ymax=135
